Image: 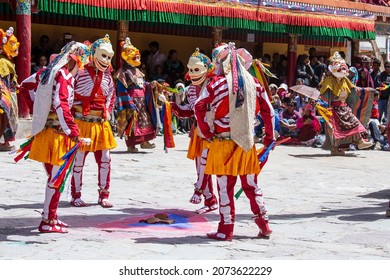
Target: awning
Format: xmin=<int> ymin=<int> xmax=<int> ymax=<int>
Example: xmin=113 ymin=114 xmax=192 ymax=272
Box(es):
xmin=37 ymin=0 xmax=376 ymax=40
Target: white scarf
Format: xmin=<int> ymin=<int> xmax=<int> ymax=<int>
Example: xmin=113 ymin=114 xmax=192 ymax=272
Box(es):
xmin=224 ymin=54 xmax=256 ymax=152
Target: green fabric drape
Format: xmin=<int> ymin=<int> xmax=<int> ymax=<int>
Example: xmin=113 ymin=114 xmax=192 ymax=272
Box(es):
xmin=37 ymin=0 xmax=376 ymax=40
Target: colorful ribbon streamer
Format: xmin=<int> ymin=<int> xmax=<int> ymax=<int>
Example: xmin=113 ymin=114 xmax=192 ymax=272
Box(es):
xmin=12 ymin=137 xmax=34 ymax=162
xmin=50 ymin=142 xmax=81 ymax=192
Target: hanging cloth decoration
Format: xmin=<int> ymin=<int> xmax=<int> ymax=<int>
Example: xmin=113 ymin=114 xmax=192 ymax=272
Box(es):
xmin=161 ymin=100 xmax=175 ymax=152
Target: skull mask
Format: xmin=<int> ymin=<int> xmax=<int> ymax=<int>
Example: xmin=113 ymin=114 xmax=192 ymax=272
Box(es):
xmin=92 ymin=35 xmax=114 ymax=72
xmin=328 ymin=52 xmax=348 ymax=79
xmin=121 ymin=37 xmax=141 ymax=67
xmin=0 ymin=27 xmax=19 ymax=59
xmin=187 ymin=48 xmax=213 ymax=86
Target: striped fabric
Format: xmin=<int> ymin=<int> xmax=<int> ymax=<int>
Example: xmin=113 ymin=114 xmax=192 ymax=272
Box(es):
xmin=73 ymin=65 xmax=116 ymax=114
xmin=195 ymin=75 xmax=275 ymax=146
xmin=348 ymin=87 xmax=375 ymax=126
xmin=51 ymin=68 xmax=78 ymax=137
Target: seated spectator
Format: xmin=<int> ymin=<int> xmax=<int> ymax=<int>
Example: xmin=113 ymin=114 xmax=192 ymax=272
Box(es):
xmin=262 ymin=53 xmax=271 ymax=66
xmin=254 ymin=112 xmax=280 ymax=143
xmin=370 ymin=91 xmax=380 ymax=124
xmin=296 ymin=54 xmax=314 ymax=86
xmin=296 ymin=104 xmax=321 ymax=143
xmin=147 ymin=41 xmax=167 ymax=77
xmin=357 ymin=56 xmax=375 ymax=88
xmin=277 ymin=83 xmax=288 ymax=100
xmin=53 ymin=32 xmax=73 ymax=53
xmin=348 ymin=67 xmax=359 ymax=85
xmin=269 ymin=83 xmax=278 ymax=96
xmin=32 ymin=35 xmax=53 ymax=60
xmin=164 ymin=49 xmax=185 ymax=87
xmin=367 ymin=91 xmax=387 ymax=149
xmin=295 ymin=78 xmax=304 ymax=85
xmin=310 ymin=55 xmax=326 ymax=88
xmin=368 ymin=121 xmax=388 ymax=150
xmin=32 ymin=54 xmax=48 ymax=74
xmin=279 ymin=97 xmax=301 ymax=138
xmin=139 ymin=63 xmax=148 ymax=81
xmin=275 ymin=56 xmax=288 ymax=85
xmin=151 ymin=64 xmax=168 ymax=82
xmin=269 ymin=84 xmax=282 ymax=113
xmin=289 ymin=90 xmax=303 ymax=111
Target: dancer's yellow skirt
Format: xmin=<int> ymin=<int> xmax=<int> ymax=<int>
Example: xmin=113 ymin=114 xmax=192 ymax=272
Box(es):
xmin=74 ymin=119 xmax=117 ymax=152
xmin=29 ymin=128 xmax=74 ymax=166
xmin=205 ymin=140 xmax=260 ymax=176
xmin=187 ymin=132 xmax=210 ymax=160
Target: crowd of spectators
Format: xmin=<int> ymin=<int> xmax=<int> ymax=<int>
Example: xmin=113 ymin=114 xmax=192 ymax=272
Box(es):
xmin=256 ymin=48 xmax=389 ymax=151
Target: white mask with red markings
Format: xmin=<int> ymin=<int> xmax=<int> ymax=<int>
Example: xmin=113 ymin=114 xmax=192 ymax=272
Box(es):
xmin=187 ymin=48 xmax=213 ymax=86
xmin=92 ymin=35 xmax=114 ymax=72
xmin=328 ymin=52 xmax=348 ymax=79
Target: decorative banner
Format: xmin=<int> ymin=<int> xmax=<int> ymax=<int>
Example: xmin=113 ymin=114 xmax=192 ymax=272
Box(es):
xmin=38 ymin=0 xmax=376 ymax=40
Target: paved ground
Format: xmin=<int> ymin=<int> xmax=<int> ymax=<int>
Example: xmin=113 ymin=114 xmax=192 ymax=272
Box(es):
xmin=0 ymin=133 xmax=389 ymax=260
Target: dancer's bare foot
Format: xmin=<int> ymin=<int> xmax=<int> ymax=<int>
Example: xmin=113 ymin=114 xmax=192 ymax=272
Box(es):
xmin=189 ymin=192 xmax=202 ymax=204
xmin=195 ymin=204 xmax=218 ymax=214
xmin=70 ymin=198 xmax=87 ymax=207
xmin=98 ymin=198 xmax=113 ymax=208
xmin=190 ymin=186 xmax=203 ymax=204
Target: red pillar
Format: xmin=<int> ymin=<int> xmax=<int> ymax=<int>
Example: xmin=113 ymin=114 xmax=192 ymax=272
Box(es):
xmin=287 ymin=34 xmax=297 ymax=87
xmin=116 ymin=20 xmax=128 ymax=70
xmin=15 ymin=0 xmax=31 ymax=118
